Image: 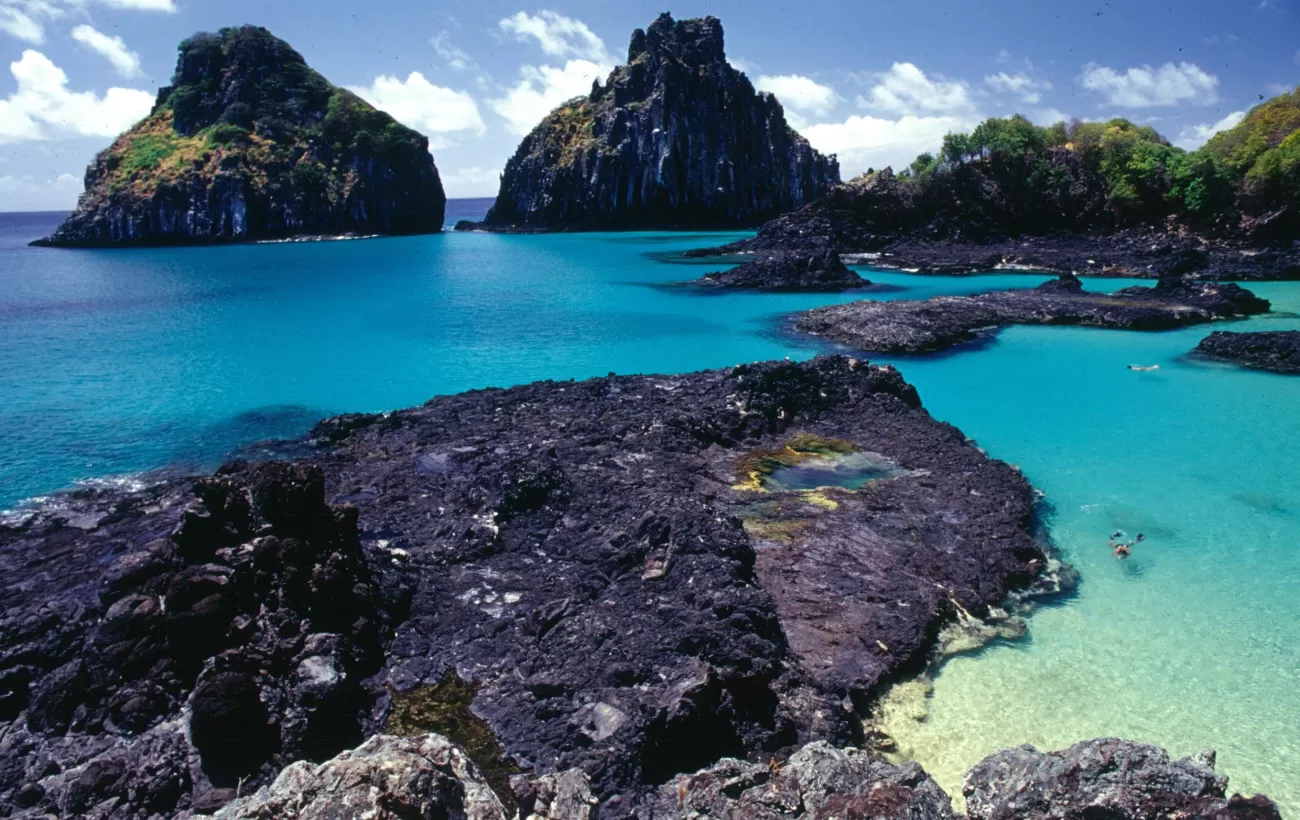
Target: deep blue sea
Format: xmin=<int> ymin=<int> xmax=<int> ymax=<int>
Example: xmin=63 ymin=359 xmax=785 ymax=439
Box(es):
xmin=2 ymin=204 xmax=1298 ymax=811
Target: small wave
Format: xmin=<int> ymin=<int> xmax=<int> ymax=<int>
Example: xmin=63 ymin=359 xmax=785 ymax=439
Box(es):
xmin=255 ymin=233 xmax=382 ymax=245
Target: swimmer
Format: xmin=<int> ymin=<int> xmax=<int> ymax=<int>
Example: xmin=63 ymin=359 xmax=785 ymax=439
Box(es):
xmin=1110 ymin=532 xmax=1145 ymax=559
xmin=1128 ymin=364 xmax=1160 ymax=372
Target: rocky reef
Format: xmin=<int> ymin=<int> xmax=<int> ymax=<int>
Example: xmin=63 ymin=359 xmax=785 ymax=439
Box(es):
xmin=0 ymin=357 xmax=1285 ymax=817
xmin=206 ymin=732 xmax=1281 ymax=819
xmin=794 ymin=274 xmax=1270 ymax=354
xmin=35 ymin=26 xmax=445 ymax=247
xmin=690 ymin=251 xmax=869 ymax=291
xmin=1194 ymin=331 xmax=1300 ymax=374
xmin=460 ymin=14 xmax=838 ymax=232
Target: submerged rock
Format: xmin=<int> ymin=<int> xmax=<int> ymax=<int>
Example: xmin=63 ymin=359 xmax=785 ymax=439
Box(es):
xmin=465 ymin=14 xmax=838 ymax=231
xmin=35 ymin=26 xmax=445 ymax=247
xmin=1194 ymin=331 xmax=1300 ymax=374
xmin=964 ymin=738 xmax=1282 ymax=820
xmin=693 ymin=251 xmax=869 ymax=291
xmin=794 ymin=275 xmax=1271 ymax=354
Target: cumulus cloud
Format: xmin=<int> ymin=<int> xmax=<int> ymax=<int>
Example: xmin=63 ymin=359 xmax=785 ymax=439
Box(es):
xmin=985 ymin=71 xmax=1052 ymax=105
xmin=794 ymin=63 xmax=985 ymax=178
xmin=489 ymin=59 xmax=607 ymax=135
xmin=431 ymin=31 xmax=480 ymax=74
xmin=0 ymin=0 xmax=172 ymax=44
xmin=71 ymin=24 xmax=142 ymax=78
xmin=1027 ymin=107 xmax=1070 ymax=127
xmin=1079 ymin=61 xmax=1219 ymax=107
xmin=348 ymin=72 xmax=484 ymax=145
xmin=499 ymin=10 xmax=613 ymax=64
xmin=755 ymin=74 xmax=839 ymax=118
xmin=859 ymin=62 xmax=976 ymax=117
xmin=1174 ymin=110 xmax=1246 ymax=150
xmin=0 ymin=49 xmax=152 ymax=143
xmin=0 ymin=170 xmax=80 ymax=210
xmin=440 ymin=165 xmax=501 ymax=198
xmin=803 ymin=114 xmax=976 ymax=178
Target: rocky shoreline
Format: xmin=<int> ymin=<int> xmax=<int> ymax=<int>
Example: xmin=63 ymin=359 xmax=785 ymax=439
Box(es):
xmin=792 ymin=274 xmax=1270 ymax=355
xmin=688 ymin=251 xmax=869 ymax=292
xmin=0 ymin=357 xmax=1282 ymax=817
xmin=1194 ymin=331 xmax=1300 ymax=374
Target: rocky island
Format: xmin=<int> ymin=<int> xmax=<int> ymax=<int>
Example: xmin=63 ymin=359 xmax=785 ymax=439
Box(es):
xmin=457 ymin=14 xmax=839 ymax=232
xmin=692 ymin=87 xmax=1300 ymax=280
xmin=34 ymin=27 xmax=446 ymax=247
xmin=1194 ymin=331 xmax=1300 ymax=374
xmin=690 ymin=251 xmax=869 ymax=292
xmin=793 ymin=274 xmax=1270 ymax=355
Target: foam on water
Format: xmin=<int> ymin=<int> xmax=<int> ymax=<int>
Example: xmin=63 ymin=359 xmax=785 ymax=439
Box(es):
xmin=2 ymin=208 xmax=1297 ymax=810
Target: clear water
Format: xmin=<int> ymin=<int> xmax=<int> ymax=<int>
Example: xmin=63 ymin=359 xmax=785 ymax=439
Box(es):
xmin=766 ymin=452 xmax=904 ymax=491
xmin=2 ymin=208 xmax=1297 ymax=812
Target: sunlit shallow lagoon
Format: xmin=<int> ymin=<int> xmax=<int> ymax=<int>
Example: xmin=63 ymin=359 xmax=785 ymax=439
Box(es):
xmin=2 ymin=206 xmax=1298 ymax=813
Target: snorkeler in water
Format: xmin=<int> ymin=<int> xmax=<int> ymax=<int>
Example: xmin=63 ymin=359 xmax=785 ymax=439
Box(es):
xmin=1108 ymin=531 xmax=1145 ymax=558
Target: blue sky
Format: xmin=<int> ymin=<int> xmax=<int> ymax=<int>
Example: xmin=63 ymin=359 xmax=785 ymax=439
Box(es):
xmin=0 ymin=0 xmax=1296 ymax=211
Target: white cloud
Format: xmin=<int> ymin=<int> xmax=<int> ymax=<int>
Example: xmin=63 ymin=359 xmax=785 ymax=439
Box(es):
xmin=996 ymin=48 xmax=1012 ymax=64
xmin=96 ymin=0 xmax=175 ymax=10
xmin=0 ymin=49 xmax=152 ymax=143
xmin=755 ymin=74 xmax=839 ymax=117
xmin=489 ymin=59 xmax=608 ymax=136
xmin=0 ymin=0 xmax=61 ymax=43
xmin=71 ymin=24 xmax=142 ymax=78
xmin=1027 ymin=107 xmax=1070 ymax=127
xmin=348 ymin=72 xmax=484 ymax=146
xmin=985 ymin=71 xmax=1052 ymax=105
xmin=0 ymin=0 xmax=172 ymax=44
xmin=1079 ymin=61 xmax=1219 ymax=107
xmin=860 ymin=62 xmax=976 ymax=117
xmin=431 ymin=31 xmax=478 ymax=73
xmin=1174 ymin=110 xmax=1246 ymax=150
xmin=499 ymin=10 xmax=613 ymax=64
xmin=0 ymin=169 xmax=80 ymax=210
xmin=440 ymin=165 xmax=500 ymax=198
xmin=803 ymin=113 xmax=977 ymax=178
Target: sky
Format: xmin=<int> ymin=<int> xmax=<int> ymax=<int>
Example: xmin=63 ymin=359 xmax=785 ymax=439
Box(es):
xmin=0 ymin=0 xmax=1296 ymax=211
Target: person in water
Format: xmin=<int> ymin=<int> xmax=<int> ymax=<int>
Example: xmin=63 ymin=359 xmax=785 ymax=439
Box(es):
xmin=1108 ymin=530 xmax=1145 ymax=558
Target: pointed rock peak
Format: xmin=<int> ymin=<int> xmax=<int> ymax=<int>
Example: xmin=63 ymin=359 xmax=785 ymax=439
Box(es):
xmin=642 ymin=13 xmax=726 ymax=65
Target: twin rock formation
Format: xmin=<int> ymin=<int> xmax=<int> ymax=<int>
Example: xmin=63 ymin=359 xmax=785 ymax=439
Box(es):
xmin=39 ymin=15 xmax=837 ymax=246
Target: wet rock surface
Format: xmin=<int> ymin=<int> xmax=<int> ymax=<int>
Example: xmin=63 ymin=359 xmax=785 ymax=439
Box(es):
xmin=692 ymin=251 xmax=869 ymax=291
xmin=963 ymin=738 xmax=1283 ymax=820
xmin=462 ymin=14 xmax=837 ymax=232
xmin=1194 ymin=331 xmax=1300 ymax=374
xmin=0 ymin=356 xmax=1050 ymax=815
xmin=794 ymin=275 xmax=1270 ymax=354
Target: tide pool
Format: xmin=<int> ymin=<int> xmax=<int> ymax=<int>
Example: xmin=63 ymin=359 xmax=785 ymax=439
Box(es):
xmin=1 ymin=207 xmax=1297 ymax=812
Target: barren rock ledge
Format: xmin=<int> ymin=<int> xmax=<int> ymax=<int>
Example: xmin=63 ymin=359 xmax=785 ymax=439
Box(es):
xmin=1194 ymin=331 xmax=1300 ymax=374
xmin=0 ymin=357 xmax=1281 ymax=817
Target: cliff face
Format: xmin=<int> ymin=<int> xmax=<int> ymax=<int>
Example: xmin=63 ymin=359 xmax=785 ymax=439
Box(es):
xmin=36 ymin=27 xmax=445 ymax=247
xmin=475 ymin=14 xmax=839 ymax=231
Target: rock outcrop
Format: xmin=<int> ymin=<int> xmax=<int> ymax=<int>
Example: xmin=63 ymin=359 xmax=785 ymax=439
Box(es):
xmin=794 ymin=275 xmax=1270 ymax=354
xmin=35 ymin=26 xmax=445 ymax=247
xmin=964 ymin=738 xmax=1282 ymax=820
xmin=1 ymin=356 xmax=1056 ymax=814
xmin=1194 ymin=330 xmax=1300 ymax=374
xmin=692 ymin=251 xmax=869 ymax=291
xmin=463 ymin=14 xmax=838 ymax=232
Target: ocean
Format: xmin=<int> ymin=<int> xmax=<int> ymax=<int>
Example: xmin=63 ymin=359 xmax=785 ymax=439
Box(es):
xmin=2 ymin=204 xmax=1297 ymax=811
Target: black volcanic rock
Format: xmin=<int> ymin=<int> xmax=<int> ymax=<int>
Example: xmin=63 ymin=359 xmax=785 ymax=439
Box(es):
xmin=693 ymin=251 xmax=868 ymax=291
xmin=964 ymin=739 xmax=1282 ymax=820
xmin=794 ymin=275 xmax=1271 ymax=354
xmin=465 ymin=14 xmax=839 ymax=231
xmin=0 ymin=357 xmax=1054 ymax=814
xmin=1195 ymin=331 xmax=1300 ymax=374
xmin=35 ymin=26 xmax=446 ymax=247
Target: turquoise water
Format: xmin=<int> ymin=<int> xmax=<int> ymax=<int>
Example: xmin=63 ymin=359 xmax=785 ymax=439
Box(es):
xmin=2 ymin=208 xmax=1297 ymax=812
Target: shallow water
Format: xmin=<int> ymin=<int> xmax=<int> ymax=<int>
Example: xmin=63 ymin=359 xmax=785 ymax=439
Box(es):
xmin=2 ymin=208 xmax=1297 ymax=811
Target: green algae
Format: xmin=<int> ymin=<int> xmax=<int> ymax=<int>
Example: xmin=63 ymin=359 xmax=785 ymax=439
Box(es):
xmin=385 ymin=673 xmax=521 ymax=811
